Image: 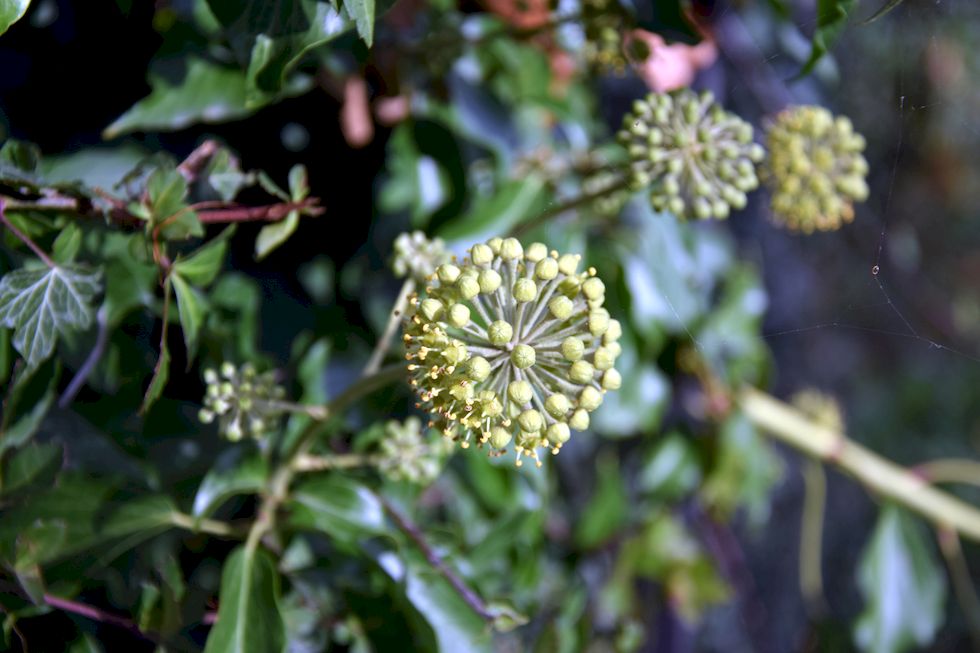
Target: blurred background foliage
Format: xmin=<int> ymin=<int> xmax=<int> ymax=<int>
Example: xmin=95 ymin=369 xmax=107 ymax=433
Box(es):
xmin=0 ymin=0 xmax=979 ymax=652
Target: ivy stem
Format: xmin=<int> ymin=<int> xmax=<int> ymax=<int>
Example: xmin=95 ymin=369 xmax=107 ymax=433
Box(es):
xmin=294 ymin=452 xmax=379 ymax=472
xmin=798 ymin=459 xmax=827 ymax=617
xmin=169 ymin=512 xmax=248 ymax=539
xmin=738 ymin=387 xmax=980 ymax=543
xmin=937 ymin=526 xmax=980 ymax=650
xmin=363 ymin=278 xmax=415 ymax=377
xmin=0 ymin=199 xmax=56 ymax=268
xmin=379 ymin=496 xmax=495 ymax=623
xmin=510 ymin=175 xmax=631 ymax=238
xmin=913 ymin=458 xmax=980 ymax=489
xmin=243 ymin=364 xmax=406 ymax=553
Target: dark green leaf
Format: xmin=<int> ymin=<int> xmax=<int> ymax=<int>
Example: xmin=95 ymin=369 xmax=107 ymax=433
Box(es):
xmin=141 ymin=280 xmax=172 ymax=414
xmin=863 ymin=0 xmax=904 ymax=24
xmin=173 ymin=227 xmax=233 ymax=287
xmin=344 ymin=0 xmax=375 ymax=46
xmin=239 ymin=1 xmax=352 ymax=108
xmin=798 ymin=0 xmax=857 ymax=77
xmin=287 ymin=476 xmax=385 ymax=543
xmin=171 ymin=273 xmax=207 ymax=362
xmin=104 ymin=58 xmax=308 ymax=138
xmin=145 ymin=166 xmax=203 ymax=240
xmin=51 ymin=224 xmax=83 ymax=264
xmin=0 ymin=265 xmax=102 ymax=373
xmin=0 ymin=442 xmax=61 ymax=497
xmin=68 ymin=634 xmax=105 ymax=653
xmin=437 ymin=176 xmax=547 ymax=242
xmin=0 ymin=372 xmax=55 ymax=455
xmin=203 ymin=545 xmax=285 ymax=653
xmin=854 ymin=506 xmax=946 ymax=653
xmin=575 ymin=453 xmax=628 ymax=548
xmin=255 ymin=211 xmax=299 ymax=260
xmin=193 ymin=447 xmax=267 ymax=517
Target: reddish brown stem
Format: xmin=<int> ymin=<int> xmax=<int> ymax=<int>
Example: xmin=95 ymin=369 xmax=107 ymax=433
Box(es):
xmin=0 ymin=199 xmax=56 ymax=268
xmin=196 ymin=198 xmax=324 ymax=224
xmin=43 ymin=593 xmax=151 ymax=641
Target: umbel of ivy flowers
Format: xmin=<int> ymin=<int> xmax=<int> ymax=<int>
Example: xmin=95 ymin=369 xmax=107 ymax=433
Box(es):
xmin=762 ymin=105 xmax=870 ymax=233
xmin=403 ymin=238 xmax=622 ymax=467
xmin=618 ymin=89 xmax=764 ymax=220
xmin=199 ymin=362 xmax=285 ymax=441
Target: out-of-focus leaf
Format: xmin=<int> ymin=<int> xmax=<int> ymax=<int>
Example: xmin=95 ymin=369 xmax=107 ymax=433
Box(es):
xmin=0 ymin=372 xmax=55 ymax=455
xmin=99 ymin=233 xmax=157 ymax=326
xmin=51 ymin=224 xmax=82 ymax=264
xmin=140 ymin=279 xmax=172 ymax=414
xmin=171 ymin=273 xmax=207 ymax=361
xmin=104 ymin=58 xmax=300 ymax=138
xmin=379 ymin=549 xmax=493 ymax=653
xmin=173 ymin=227 xmax=233 ymax=287
xmin=0 ymin=0 xmax=31 ymax=37
xmin=145 ymin=166 xmax=202 ymax=240
xmin=575 ymin=453 xmax=628 ymax=548
xmin=700 ymin=412 xmax=782 ymax=526
xmin=205 ymin=147 xmax=254 ymax=201
xmin=0 ymin=442 xmax=61 ymax=497
xmin=193 ymin=447 xmax=267 ymax=517
xmin=863 ymin=0 xmax=904 ymax=24
xmin=438 ymin=175 xmax=547 ymax=242
xmin=41 ymin=144 xmax=149 ymax=192
xmin=378 ymin=124 xmax=452 ymax=228
xmin=255 ymin=212 xmax=299 ymax=260
xmin=209 ymin=273 xmax=262 ymax=360
xmin=798 ymin=0 xmax=857 ymax=77
xmin=240 ymin=1 xmax=351 ymax=108
xmin=68 ymin=634 xmax=105 ymax=653
xmin=638 ymin=433 xmax=701 ymax=500
xmin=591 ymin=335 xmax=669 ymax=437
xmin=287 ymin=476 xmax=385 ymax=543
xmin=0 ymin=265 xmax=102 ymax=373
xmin=204 ymin=545 xmax=285 ymax=653
xmin=344 ymin=0 xmax=375 ymax=46
xmin=854 ymin=505 xmax=946 ymax=653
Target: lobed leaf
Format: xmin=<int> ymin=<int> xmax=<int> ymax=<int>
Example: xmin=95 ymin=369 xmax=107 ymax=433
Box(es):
xmin=0 ymin=265 xmax=102 ymax=373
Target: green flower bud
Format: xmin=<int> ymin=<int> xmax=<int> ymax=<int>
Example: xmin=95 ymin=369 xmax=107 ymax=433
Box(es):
xmin=490 ymin=427 xmax=512 ymax=449
xmin=513 ymin=278 xmax=537 ymax=302
xmin=569 ymin=409 xmax=590 ymax=431
xmin=467 ymin=356 xmax=491 ymax=382
xmin=437 ymin=264 xmax=461 ymax=284
xmin=525 ymin=242 xmax=548 ymax=262
xmin=582 ymin=277 xmax=605 ymax=300
xmin=511 ymin=344 xmax=536 ymax=369
xmin=448 ymin=303 xmax=471 ymax=327
xmin=579 ymin=386 xmax=603 ymax=411
xmin=471 ymin=243 xmax=494 ymax=265
xmin=420 ymin=298 xmax=444 ymax=321
xmin=601 ymin=369 xmax=622 ymax=390
xmin=488 ymin=320 xmax=513 ymax=345
xmin=545 ymin=393 xmax=572 ymax=418
xmin=518 ymin=409 xmax=544 ymax=433
xmin=549 ymin=295 xmax=574 ymax=320
xmin=508 ymin=380 xmax=534 ymax=406
xmin=478 ymin=269 xmax=502 ymax=294
xmin=457 ymin=274 xmax=480 ymax=300
xmin=392 ymin=231 xmax=449 ymax=282
xmin=499 ymin=237 xmax=523 ymax=260
xmin=569 ymin=360 xmax=595 ymax=384
xmin=535 ymin=257 xmax=559 ymax=280
xmin=561 ymin=337 xmax=585 ymax=361
xmin=546 ymin=422 xmax=571 ymax=446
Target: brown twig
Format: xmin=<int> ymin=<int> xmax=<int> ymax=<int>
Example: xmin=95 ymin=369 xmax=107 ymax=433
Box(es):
xmin=177 ymin=140 xmax=220 ymax=182
xmin=196 ymin=198 xmax=324 ymax=224
xmin=379 ymin=496 xmax=494 ymax=623
xmin=43 ymin=593 xmax=151 ymax=641
xmin=0 ymin=199 xmax=56 ymax=268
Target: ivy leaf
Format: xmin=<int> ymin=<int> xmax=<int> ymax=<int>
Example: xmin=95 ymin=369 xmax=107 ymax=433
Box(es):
xmin=437 ymin=176 xmax=548 ymax=242
xmin=0 ymin=265 xmax=102 ymax=373
xmin=344 ymin=0 xmax=375 ymax=46
xmin=255 ymin=165 xmax=308 ymax=260
xmin=171 ymin=273 xmax=208 ymax=362
xmin=173 ymin=227 xmax=234 ymax=287
xmin=286 ymin=476 xmax=386 ymax=544
xmin=798 ymin=0 xmax=857 ymax=77
xmin=192 ymin=447 xmax=267 ymax=518
xmin=0 ymin=0 xmax=31 ymax=37
xmin=854 ymin=506 xmax=946 ymax=653
xmin=145 ymin=166 xmax=203 ymax=240
xmin=204 ymin=545 xmax=285 ymax=653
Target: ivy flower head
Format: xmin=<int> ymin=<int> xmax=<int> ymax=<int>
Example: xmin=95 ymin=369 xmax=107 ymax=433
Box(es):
xmin=403 ymin=238 xmax=622 ymax=467
xmin=763 ymin=106 xmax=869 ymax=233
xmin=377 ymin=416 xmax=455 ymax=485
xmin=392 ymin=231 xmax=450 ymax=283
xmin=199 ymin=362 xmax=285 ymax=441
xmin=618 ymin=89 xmax=764 ymax=220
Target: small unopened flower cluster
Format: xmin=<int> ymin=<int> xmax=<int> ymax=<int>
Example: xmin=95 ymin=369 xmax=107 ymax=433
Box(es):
xmin=199 ymin=362 xmax=285 ymax=441
xmin=392 ymin=231 xmax=450 ymax=283
xmin=763 ymin=106 xmax=869 ymax=233
xmin=791 ymin=389 xmax=844 ymax=433
xmin=581 ymin=0 xmax=637 ymax=74
xmin=403 ymin=237 xmax=622 ymax=467
xmin=377 ymin=416 xmax=454 ymax=484
xmin=582 ymin=169 xmax=631 ymax=218
xmin=617 ymin=89 xmax=764 ymax=220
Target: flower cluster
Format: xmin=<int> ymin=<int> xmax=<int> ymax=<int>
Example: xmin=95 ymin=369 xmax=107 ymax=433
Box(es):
xmin=403 ymin=238 xmax=621 ymax=467
xmin=582 ymin=169 xmax=631 ymax=218
xmin=199 ymin=363 xmax=285 ymax=441
xmin=377 ymin=416 xmax=454 ymax=484
xmin=763 ymin=106 xmax=869 ymax=233
xmin=791 ymin=389 xmax=844 ymax=433
xmin=617 ymin=89 xmax=764 ymax=220
xmin=392 ymin=231 xmax=450 ymax=283
xmin=582 ymin=0 xmax=637 ymax=73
